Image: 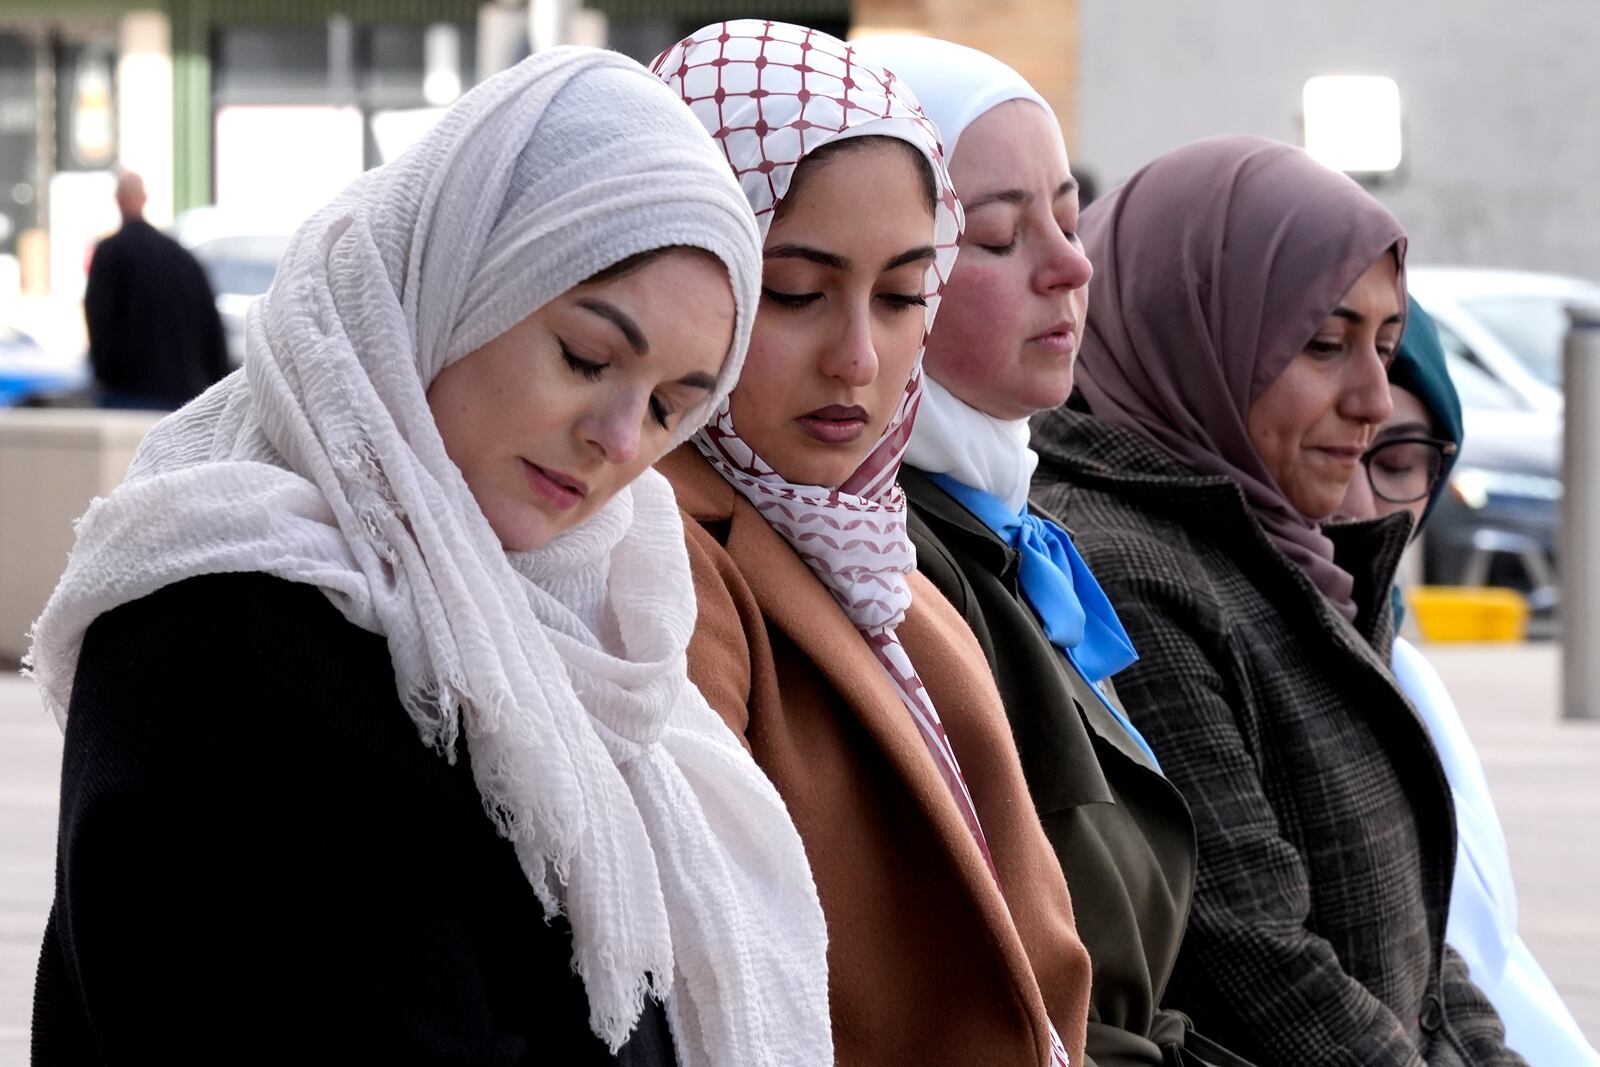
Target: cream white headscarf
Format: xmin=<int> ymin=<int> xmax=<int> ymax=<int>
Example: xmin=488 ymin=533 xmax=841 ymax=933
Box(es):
xmin=854 ymin=35 xmax=1058 ymax=512
xmin=27 ymin=47 xmax=830 ymax=1066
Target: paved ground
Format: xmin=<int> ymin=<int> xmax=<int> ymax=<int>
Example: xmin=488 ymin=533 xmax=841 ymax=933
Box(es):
xmin=1 ymin=644 xmax=1596 ymax=1062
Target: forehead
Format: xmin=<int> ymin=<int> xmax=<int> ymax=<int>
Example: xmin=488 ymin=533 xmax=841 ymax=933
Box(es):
xmin=766 ymin=140 xmax=935 ymax=248
xmin=1338 ymin=253 xmax=1404 ymax=314
xmin=1384 ymin=383 xmax=1433 ymax=432
xmin=949 ymin=99 xmax=1070 ymax=190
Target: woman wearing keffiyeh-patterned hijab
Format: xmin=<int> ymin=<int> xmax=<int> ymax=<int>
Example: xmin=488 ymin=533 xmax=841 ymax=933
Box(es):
xmin=653 ymin=20 xmax=1093 ymax=1067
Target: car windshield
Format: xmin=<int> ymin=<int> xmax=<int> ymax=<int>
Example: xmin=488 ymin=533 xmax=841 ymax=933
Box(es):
xmin=1460 ymin=294 xmax=1600 ymax=388
xmin=1443 ymin=350 xmax=1520 ymax=411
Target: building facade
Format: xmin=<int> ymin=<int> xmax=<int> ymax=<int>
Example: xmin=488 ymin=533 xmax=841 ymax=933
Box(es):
xmin=5 ymin=0 xmax=1589 ymax=303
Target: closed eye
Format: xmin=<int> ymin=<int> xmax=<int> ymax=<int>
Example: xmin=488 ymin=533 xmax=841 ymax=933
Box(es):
xmin=762 ymin=287 xmax=822 ymax=309
xmin=977 ymin=235 xmax=1018 ymax=255
xmin=878 ymin=292 xmax=927 ymax=310
xmin=561 ymin=342 xmax=607 ymax=380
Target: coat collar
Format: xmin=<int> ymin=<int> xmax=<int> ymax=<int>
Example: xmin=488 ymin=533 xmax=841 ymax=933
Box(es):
xmin=661 ymin=443 xmax=1018 ymax=919
xmin=1031 ymin=407 xmax=1410 ymax=652
xmin=903 ymin=464 xmax=1161 ymax=782
xmin=900 ymin=465 xmax=1018 ymax=578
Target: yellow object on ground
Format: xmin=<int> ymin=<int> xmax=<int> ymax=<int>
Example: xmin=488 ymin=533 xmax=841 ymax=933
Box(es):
xmin=1409 ymin=586 xmax=1530 ymax=643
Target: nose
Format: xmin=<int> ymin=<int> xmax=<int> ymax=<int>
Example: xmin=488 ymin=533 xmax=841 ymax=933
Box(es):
xmin=816 ymin=301 xmax=880 ymax=387
xmin=1034 ymin=225 xmax=1094 ymax=294
xmin=1342 ymin=344 xmax=1395 ymax=427
xmin=578 ymin=393 xmax=643 ymax=465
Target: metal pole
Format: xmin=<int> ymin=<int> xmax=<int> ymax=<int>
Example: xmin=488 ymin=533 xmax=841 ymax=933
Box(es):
xmin=1560 ymin=305 xmax=1600 ymax=719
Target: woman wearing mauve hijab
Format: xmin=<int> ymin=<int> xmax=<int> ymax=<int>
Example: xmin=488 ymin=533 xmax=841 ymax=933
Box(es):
xmin=854 ymin=36 xmax=1256 ymax=1067
xmin=653 ymin=21 xmax=1092 ymax=1067
xmin=1030 ymin=135 xmax=1525 ymax=1065
xmin=27 ymin=48 xmax=828 ymax=1065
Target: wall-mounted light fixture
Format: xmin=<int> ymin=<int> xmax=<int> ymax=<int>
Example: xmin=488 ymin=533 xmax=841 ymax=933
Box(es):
xmin=1302 ymin=75 xmax=1403 ymax=175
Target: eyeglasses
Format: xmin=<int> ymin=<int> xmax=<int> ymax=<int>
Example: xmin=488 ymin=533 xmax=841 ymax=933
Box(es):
xmin=1360 ymin=435 xmax=1459 ymax=504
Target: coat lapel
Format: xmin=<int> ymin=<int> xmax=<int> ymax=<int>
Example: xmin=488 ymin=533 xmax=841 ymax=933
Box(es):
xmin=723 ymin=496 xmax=1016 ymax=922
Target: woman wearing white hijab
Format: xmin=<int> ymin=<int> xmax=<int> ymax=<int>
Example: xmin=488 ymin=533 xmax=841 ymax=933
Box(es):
xmin=654 ymin=21 xmax=1092 ymax=1067
xmin=853 ymin=36 xmax=1256 ymax=1067
xmin=27 ymin=48 xmax=829 ymax=1066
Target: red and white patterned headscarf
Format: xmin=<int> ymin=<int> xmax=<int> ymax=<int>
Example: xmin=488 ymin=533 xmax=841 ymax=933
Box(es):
xmin=652 ymin=19 xmax=959 ymax=625
xmin=656 ymin=27 xmax=1072 ymax=1064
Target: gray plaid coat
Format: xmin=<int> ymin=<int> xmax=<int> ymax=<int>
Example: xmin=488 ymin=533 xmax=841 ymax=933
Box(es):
xmin=1030 ymin=407 xmax=1524 ymax=1067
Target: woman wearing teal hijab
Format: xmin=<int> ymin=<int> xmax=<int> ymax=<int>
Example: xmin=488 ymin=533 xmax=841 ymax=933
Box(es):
xmin=1340 ymin=297 xmax=1597 ymax=1067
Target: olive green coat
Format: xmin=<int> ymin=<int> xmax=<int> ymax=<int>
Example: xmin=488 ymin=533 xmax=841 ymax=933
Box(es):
xmin=903 ymin=467 xmax=1254 ymax=1067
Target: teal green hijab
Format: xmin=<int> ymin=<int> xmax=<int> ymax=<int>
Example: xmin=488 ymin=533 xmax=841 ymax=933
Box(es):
xmin=1388 ymin=295 xmax=1463 ymax=531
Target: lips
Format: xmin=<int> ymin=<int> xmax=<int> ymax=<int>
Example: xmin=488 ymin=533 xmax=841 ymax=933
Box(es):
xmin=522 ymin=459 xmax=588 ymax=511
xmin=796 ymin=403 xmax=870 ymax=445
xmin=1309 ymin=444 xmax=1366 ymax=465
xmin=1027 ymin=319 xmax=1079 ymax=352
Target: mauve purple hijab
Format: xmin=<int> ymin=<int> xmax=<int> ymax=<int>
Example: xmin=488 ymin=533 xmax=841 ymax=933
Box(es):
xmin=1074 ymin=135 xmax=1406 ymax=621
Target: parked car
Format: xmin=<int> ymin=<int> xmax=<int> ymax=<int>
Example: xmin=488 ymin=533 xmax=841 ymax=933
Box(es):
xmin=172 ymin=208 xmax=290 ymax=367
xmin=1407 ymin=268 xmax=1600 ymax=618
xmin=1425 ymin=352 xmax=1561 ymax=613
xmin=1409 ymin=266 xmax=1600 ymax=415
xmin=0 ymin=322 xmax=86 ymax=406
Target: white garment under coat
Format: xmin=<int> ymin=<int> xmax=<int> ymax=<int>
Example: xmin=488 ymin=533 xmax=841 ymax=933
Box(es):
xmin=1391 ymin=636 xmax=1597 ymax=1066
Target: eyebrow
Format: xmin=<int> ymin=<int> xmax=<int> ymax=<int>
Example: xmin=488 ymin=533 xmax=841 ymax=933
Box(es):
xmin=1332 ymin=307 xmax=1407 ymax=326
xmin=765 ymin=242 xmax=938 ymax=273
xmin=576 ymin=298 xmax=647 ymax=356
xmin=963 ymin=178 xmax=1079 ymax=213
xmin=766 ymin=243 xmax=846 ymax=270
xmin=676 ymin=370 xmax=717 ymax=391
xmin=1376 ymin=420 xmax=1433 ymax=440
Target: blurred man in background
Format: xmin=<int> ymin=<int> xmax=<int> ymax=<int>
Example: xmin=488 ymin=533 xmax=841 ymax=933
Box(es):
xmin=84 ymin=171 xmax=228 ymax=410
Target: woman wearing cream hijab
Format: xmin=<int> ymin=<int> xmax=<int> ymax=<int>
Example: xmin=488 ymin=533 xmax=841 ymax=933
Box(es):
xmin=29 ymin=47 xmax=828 ymax=1066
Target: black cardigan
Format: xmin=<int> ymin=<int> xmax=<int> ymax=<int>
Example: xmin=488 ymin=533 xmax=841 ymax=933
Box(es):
xmin=32 ymin=572 xmax=675 ymax=1065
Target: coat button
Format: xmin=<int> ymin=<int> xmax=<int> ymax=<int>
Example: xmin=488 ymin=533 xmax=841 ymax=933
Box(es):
xmin=1419 ymin=991 xmax=1445 ymax=1032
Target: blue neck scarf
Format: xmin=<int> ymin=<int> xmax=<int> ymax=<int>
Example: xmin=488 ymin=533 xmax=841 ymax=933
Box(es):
xmin=929 ymin=473 xmax=1157 ymax=766
xmin=931 ymin=473 xmax=1137 ymax=679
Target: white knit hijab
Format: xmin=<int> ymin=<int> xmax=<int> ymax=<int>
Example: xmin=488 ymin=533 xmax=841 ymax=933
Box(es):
xmin=27 ymin=48 xmax=830 ymax=1066
xmin=855 ymin=35 xmax=1060 ymax=512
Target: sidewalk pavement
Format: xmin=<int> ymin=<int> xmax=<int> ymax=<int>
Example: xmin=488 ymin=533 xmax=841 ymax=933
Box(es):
xmin=1 ymin=644 xmax=1596 ymax=1063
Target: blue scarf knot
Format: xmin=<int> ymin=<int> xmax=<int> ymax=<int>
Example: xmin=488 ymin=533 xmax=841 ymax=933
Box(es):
xmin=930 ymin=473 xmax=1159 ymax=767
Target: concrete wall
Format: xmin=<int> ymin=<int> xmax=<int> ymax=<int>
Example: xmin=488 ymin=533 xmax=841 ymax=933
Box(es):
xmin=1076 ymin=0 xmax=1600 ymax=280
xmin=0 ymin=411 xmax=159 ymax=664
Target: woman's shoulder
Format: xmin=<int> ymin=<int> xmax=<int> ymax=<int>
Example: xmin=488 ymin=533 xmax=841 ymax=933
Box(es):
xmin=1054 ymin=485 xmax=1225 ymax=597
xmin=83 ymin=571 xmax=384 ymax=673
xmin=70 ymin=572 xmax=400 ymax=761
xmin=657 ymin=442 xmax=734 ymax=525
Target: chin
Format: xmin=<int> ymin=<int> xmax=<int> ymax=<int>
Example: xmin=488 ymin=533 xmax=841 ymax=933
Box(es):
xmin=487 ymin=508 xmax=560 ymax=553
xmin=1294 ymin=489 xmax=1347 ymax=524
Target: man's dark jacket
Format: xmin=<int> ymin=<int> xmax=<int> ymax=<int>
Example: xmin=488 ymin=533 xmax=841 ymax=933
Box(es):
xmin=1028 ymin=407 xmax=1525 ymax=1067
xmin=84 ymin=218 xmax=228 ymax=408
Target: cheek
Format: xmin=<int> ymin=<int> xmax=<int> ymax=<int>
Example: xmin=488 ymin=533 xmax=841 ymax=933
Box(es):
xmin=924 ymin=261 xmax=1027 ymax=385
xmin=732 ymin=322 xmax=804 ymax=421
xmin=427 ymin=366 xmax=488 ymax=474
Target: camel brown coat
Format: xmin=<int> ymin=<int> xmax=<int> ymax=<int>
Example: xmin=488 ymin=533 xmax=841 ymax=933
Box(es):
xmin=661 ymin=444 xmax=1093 ymax=1067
